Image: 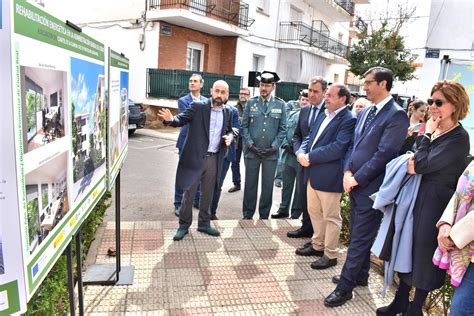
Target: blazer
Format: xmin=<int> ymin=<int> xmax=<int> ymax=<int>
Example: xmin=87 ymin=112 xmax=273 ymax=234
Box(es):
xmin=176 ymin=93 xmax=208 ymax=151
xmin=292 ymin=103 xmax=325 ymax=153
xmin=300 ymin=106 xmax=356 ymax=192
xmin=167 ymin=99 xmax=233 ymax=191
xmin=344 ymin=98 xmax=409 ymax=195
xmin=225 ymin=105 xmax=240 ymax=162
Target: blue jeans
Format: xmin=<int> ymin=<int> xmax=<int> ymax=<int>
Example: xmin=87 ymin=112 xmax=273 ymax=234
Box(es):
xmin=451 ymin=263 xmax=474 ymax=316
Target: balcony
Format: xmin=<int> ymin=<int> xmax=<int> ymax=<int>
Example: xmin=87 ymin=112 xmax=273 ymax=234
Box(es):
xmin=334 ymin=0 xmax=354 ymax=15
xmin=147 ymin=0 xmax=254 ymax=36
xmin=279 ymin=21 xmax=349 ymax=58
xmin=147 ymin=68 xmax=242 ymax=99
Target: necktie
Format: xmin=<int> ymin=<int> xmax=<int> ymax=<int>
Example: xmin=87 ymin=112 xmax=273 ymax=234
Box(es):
xmin=264 ymin=100 xmax=268 ymax=111
xmin=308 ymin=106 xmax=317 ymax=128
xmin=363 ymin=106 xmax=377 ymax=132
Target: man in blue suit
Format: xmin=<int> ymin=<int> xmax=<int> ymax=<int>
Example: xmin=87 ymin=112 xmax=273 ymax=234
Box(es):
xmin=324 ymin=67 xmax=409 ymax=307
xmin=287 ymin=76 xmax=327 ymax=238
xmin=158 ymin=80 xmax=234 ymax=241
xmin=173 ymin=74 xmax=207 ymax=216
xmin=295 ymin=84 xmax=356 ymax=270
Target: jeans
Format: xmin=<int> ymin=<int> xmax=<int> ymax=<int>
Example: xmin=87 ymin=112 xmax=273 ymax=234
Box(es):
xmin=450 ymin=263 xmax=474 ymax=316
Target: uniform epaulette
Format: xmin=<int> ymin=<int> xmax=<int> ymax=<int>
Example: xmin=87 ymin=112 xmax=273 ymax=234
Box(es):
xmin=274 ymin=96 xmax=286 ymax=103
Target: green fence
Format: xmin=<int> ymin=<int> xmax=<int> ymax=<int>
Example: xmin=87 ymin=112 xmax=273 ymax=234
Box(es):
xmin=275 ymin=81 xmax=308 ymax=102
xmin=147 ymin=69 xmax=243 ymax=99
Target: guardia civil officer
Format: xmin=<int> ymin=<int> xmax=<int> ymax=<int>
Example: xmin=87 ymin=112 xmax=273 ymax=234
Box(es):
xmin=241 ymin=71 xmax=287 ymax=219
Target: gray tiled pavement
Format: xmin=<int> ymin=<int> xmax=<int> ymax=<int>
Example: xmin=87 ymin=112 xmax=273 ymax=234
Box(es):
xmin=82 ymin=219 xmax=395 ymax=315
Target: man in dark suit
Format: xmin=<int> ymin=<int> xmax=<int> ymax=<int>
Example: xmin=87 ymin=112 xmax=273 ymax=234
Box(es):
xmin=324 ymin=67 xmax=409 ymax=307
xmin=295 ymin=84 xmax=356 ymax=270
xmin=158 ymin=80 xmax=233 ymax=241
xmin=173 ymin=74 xmax=207 ymax=216
xmin=287 ymin=76 xmax=327 ymax=238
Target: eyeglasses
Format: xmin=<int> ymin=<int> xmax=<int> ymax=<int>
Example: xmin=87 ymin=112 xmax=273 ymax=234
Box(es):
xmin=363 ymin=80 xmax=378 ymax=86
xmin=427 ymin=98 xmax=446 ymax=107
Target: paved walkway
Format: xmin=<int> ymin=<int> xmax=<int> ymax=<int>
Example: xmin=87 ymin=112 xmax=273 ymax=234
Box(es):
xmin=82 ymin=219 xmax=394 ymax=315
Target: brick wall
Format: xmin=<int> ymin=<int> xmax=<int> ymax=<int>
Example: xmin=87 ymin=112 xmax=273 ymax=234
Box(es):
xmin=158 ymin=23 xmax=237 ymax=75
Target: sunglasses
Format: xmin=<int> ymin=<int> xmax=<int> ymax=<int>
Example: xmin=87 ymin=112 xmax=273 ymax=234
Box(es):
xmin=427 ymin=98 xmax=446 ymax=107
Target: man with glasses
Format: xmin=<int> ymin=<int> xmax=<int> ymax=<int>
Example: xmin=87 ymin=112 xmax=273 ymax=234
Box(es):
xmin=241 ymin=71 xmax=287 ymax=219
xmin=324 ymin=67 xmax=409 ymax=307
xmin=228 ymin=87 xmax=251 ymax=193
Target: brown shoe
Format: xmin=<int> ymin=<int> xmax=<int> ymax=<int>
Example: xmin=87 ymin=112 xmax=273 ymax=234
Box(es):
xmin=310 ymin=255 xmax=337 ymax=269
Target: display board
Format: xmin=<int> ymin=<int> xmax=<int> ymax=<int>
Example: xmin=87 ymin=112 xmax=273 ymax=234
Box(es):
xmin=445 ymin=60 xmax=474 ymax=148
xmin=107 ymin=49 xmax=129 ymax=188
xmin=0 ymin=1 xmax=115 ymax=313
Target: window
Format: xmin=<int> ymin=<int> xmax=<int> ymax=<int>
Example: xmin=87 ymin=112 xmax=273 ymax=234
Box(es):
xmin=334 ymin=73 xmax=340 ymax=83
xmin=290 ymin=6 xmax=302 ymax=22
xmin=256 ymin=0 xmax=269 ymax=14
xmin=252 ymin=54 xmax=265 ymax=72
xmin=186 ymin=41 xmax=204 ymax=72
xmin=338 ymin=33 xmax=344 ymax=43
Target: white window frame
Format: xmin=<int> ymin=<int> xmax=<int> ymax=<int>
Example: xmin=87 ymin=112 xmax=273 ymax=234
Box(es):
xmin=256 ymin=0 xmax=269 ymax=14
xmin=252 ymin=54 xmax=265 ymax=72
xmin=186 ymin=41 xmax=205 ymax=72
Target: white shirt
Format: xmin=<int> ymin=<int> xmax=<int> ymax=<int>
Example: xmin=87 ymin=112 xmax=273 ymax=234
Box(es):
xmin=310 ymin=106 xmax=347 ymax=149
xmin=361 ymin=95 xmax=392 ymax=127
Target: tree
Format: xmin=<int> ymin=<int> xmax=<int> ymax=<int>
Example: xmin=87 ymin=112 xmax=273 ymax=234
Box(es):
xmin=348 ymin=5 xmax=418 ymax=82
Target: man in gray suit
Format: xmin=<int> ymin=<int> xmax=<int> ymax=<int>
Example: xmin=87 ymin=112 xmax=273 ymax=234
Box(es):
xmin=158 ymin=80 xmax=233 ymax=241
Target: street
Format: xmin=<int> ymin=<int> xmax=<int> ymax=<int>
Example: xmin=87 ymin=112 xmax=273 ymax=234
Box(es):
xmin=105 ymin=128 xmax=282 ymax=222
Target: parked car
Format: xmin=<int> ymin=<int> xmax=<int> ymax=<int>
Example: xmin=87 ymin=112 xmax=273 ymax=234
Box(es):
xmin=128 ymin=99 xmax=146 ymax=135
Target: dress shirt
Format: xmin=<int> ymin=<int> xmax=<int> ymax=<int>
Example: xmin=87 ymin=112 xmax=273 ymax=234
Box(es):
xmin=208 ymin=101 xmax=224 ymax=153
xmin=308 ymin=101 xmax=324 ymax=127
xmin=310 ymin=106 xmax=346 ymax=149
xmin=360 ymin=95 xmax=392 ymax=128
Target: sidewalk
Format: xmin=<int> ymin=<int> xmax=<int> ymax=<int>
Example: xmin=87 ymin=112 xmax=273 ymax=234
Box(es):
xmin=82 ymin=219 xmax=395 ymax=315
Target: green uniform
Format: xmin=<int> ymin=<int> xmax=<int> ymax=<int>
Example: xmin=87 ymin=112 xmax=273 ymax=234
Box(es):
xmin=278 ymin=108 xmax=302 ymax=218
xmin=241 ymin=95 xmax=287 ymax=219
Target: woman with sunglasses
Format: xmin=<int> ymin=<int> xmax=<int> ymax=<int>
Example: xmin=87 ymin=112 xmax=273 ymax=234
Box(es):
xmin=377 ymin=80 xmax=470 ymax=316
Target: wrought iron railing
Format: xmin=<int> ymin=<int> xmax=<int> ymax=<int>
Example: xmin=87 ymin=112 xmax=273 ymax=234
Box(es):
xmin=279 ymin=21 xmax=349 ymax=58
xmin=334 ymin=0 xmax=354 ymax=15
xmin=148 ymin=0 xmax=255 ymax=29
xmin=147 ymin=68 xmax=243 ymax=99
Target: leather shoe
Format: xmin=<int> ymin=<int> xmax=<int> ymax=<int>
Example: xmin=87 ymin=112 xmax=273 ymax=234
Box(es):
xmin=193 ymin=202 xmax=200 ymax=209
xmin=173 ymin=228 xmax=189 ymax=241
xmin=174 ymin=208 xmax=180 ymax=217
xmin=332 ymin=275 xmax=368 ymax=287
xmin=274 ymin=180 xmax=282 ymax=188
xmin=271 ymin=212 xmax=289 ymax=219
xmin=324 ymin=289 xmax=353 ymax=307
xmin=310 ymin=255 xmax=337 ymax=270
xmin=228 ymin=185 xmax=241 ymax=193
xmin=287 ymin=228 xmax=313 ymax=238
xmin=211 ymin=214 xmax=218 ymax=220
xmin=303 ymin=241 xmax=312 ymax=248
xmin=295 ymin=246 xmax=323 ymax=257
xmin=197 ymin=226 xmax=220 ymax=237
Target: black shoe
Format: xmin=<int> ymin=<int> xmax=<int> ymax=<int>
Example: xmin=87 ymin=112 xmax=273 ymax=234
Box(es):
xmin=290 ymin=214 xmax=301 ymax=219
xmin=211 ymin=214 xmax=218 ymax=220
xmin=332 ymin=275 xmax=368 ymax=287
xmin=303 ymin=241 xmax=312 ymax=248
xmin=193 ymin=202 xmax=199 ymax=209
xmin=174 ymin=208 xmax=180 ymax=217
xmin=310 ymin=255 xmax=337 ymax=270
xmin=403 ymin=302 xmax=422 ymax=316
xmin=375 ymin=291 xmax=409 ymax=315
xmin=228 ymin=185 xmax=241 ymax=193
xmin=287 ymin=228 xmax=313 ymax=238
xmin=242 ymin=216 xmax=252 ymax=220
xmin=274 ymin=180 xmax=282 ymax=188
xmin=295 ymin=246 xmax=323 ymax=257
xmin=271 ymin=212 xmax=289 ymax=219
xmin=324 ymin=289 xmax=353 ymax=307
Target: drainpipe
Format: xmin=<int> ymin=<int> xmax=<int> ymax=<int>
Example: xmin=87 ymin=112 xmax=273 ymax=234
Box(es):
xmin=274 ymin=0 xmax=282 ymax=48
xmin=140 ymin=0 xmax=148 ymax=51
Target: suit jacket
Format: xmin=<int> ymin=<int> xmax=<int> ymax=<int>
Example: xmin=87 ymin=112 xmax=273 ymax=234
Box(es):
xmin=292 ymin=103 xmax=325 ymax=153
xmin=167 ymin=99 xmax=233 ymax=191
xmin=344 ymin=98 xmax=409 ymax=195
xmin=300 ymin=106 xmax=356 ymax=192
xmin=225 ymin=105 xmax=240 ymax=162
xmin=176 ymin=93 xmax=207 ymax=151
